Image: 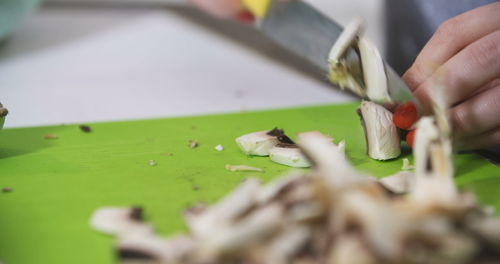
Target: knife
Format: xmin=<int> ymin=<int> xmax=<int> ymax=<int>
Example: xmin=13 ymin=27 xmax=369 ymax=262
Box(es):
xmin=243 ymin=0 xmax=414 ymax=104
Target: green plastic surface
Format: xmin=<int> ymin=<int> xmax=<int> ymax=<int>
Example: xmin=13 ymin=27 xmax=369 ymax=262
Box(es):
xmin=0 ymin=103 xmax=498 ymax=264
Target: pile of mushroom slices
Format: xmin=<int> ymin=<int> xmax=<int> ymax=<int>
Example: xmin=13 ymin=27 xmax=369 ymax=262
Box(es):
xmin=91 ymin=99 xmax=500 ymax=264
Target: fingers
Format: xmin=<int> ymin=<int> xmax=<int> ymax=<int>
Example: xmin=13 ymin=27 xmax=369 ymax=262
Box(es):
xmin=450 ymin=82 xmax=500 ymax=139
xmin=412 ymin=30 xmax=500 ymax=112
xmin=403 ymin=2 xmax=500 ymax=90
xmin=190 ymin=0 xmax=243 ymax=19
xmin=456 ymin=127 xmax=500 ymax=151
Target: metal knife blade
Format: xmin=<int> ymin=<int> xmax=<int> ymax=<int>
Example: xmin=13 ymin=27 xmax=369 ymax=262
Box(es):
xmin=259 ymin=0 xmax=414 ymax=103
xmin=260 ymin=0 xmax=340 ymax=73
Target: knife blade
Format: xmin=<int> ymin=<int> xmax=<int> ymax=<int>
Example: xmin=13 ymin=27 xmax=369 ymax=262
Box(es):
xmin=253 ymin=0 xmax=414 ymax=104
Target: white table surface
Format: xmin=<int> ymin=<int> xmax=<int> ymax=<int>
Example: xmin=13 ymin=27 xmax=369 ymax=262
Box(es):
xmin=0 ymin=1 xmax=383 ymax=128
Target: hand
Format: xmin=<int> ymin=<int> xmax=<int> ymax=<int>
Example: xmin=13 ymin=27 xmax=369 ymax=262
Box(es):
xmin=403 ymin=2 xmax=500 ymax=150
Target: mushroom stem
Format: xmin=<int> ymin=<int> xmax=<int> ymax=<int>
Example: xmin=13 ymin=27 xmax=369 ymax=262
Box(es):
xmin=357 ymin=101 xmax=401 ymax=160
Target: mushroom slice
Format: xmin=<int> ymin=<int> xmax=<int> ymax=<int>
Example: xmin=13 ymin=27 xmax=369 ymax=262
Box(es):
xmin=268 ymin=225 xmax=311 ymax=264
xmin=379 ymin=171 xmax=414 ymax=194
xmin=297 ymin=131 xmax=365 ymax=187
xmin=357 ymin=38 xmax=392 ymax=103
xmin=327 ymin=18 xmax=403 ymax=104
xmin=327 ymin=234 xmax=376 ymax=264
xmin=0 ymin=102 xmax=7 ymax=129
xmin=117 ymin=234 xmax=172 ymax=263
xmin=201 ymin=204 xmax=283 ymax=254
xmin=90 ymin=207 xmax=152 ymax=236
xmin=337 ymin=139 xmax=346 ymax=155
xmin=269 ymin=144 xmax=311 ymax=168
xmin=225 ymin=164 xmax=263 ymax=172
xmin=118 ymin=234 xmax=197 ymax=264
xmin=358 ymin=101 xmax=401 ymax=160
xmin=411 ymin=117 xmax=457 ymax=207
xmin=257 ymin=172 xmax=305 ymax=204
xmin=235 ymin=128 xmax=294 ymax=156
xmin=188 ymin=178 xmax=261 ymax=238
xmin=469 ymin=217 xmax=500 ymax=247
xmin=334 ymin=189 xmax=408 ymax=258
xmin=328 ymin=17 xmax=365 ymax=64
xmin=236 ymin=130 xmax=279 ymax=156
xmin=327 ymin=17 xmax=366 ymax=97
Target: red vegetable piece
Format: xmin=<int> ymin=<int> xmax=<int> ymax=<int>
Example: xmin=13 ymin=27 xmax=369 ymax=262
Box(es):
xmin=393 ymin=102 xmax=418 ymax=130
xmin=234 ymin=10 xmax=255 ymax=23
xmin=406 ymin=130 xmax=416 ymax=148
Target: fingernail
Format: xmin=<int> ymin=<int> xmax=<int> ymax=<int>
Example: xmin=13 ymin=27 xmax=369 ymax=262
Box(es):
xmin=234 ymin=10 xmax=255 ymax=23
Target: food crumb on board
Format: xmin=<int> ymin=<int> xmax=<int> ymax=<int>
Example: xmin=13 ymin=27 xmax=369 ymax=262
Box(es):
xmin=2 ymin=187 xmax=13 ymax=193
xmin=148 ymin=160 xmax=157 ymax=166
xmin=79 ymin=125 xmax=92 ymax=133
xmin=225 ymin=164 xmax=263 ymax=172
xmin=214 ymin=144 xmax=224 ymax=151
xmin=189 ymin=140 xmax=199 ymax=149
xmin=192 ymin=185 xmax=200 ymax=191
xmin=44 ymin=133 xmax=59 ymax=140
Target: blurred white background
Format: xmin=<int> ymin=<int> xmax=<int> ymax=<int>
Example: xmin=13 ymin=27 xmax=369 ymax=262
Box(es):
xmin=0 ymin=0 xmax=384 ymax=128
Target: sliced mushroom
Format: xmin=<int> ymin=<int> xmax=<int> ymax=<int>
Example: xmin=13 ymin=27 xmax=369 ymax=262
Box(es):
xmin=187 ymin=178 xmax=261 ymax=238
xmin=268 ymin=225 xmax=312 ymax=264
xmin=225 ymin=164 xmax=263 ymax=172
xmin=0 ymin=102 xmax=7 ymax=129
xmin=327 ymin=18 xmax=406 ymax=104
xmin=357 ymin=38 xmax=392 ymax=103
xmin=235 ymin=128 xmax=294 ymax=156
xmin=379 ymin=171 xmax=414 ymax=194
xmin=269 ymin=144 xmax=311 ymax=168
xmin=297 ymin=131 xmax=365 ymax=187
xmin=118 ymin=233 xmax=178 ymax=263
xmin=337 ymin=139 xmax=346 ymax=155
xmin=333 ymin=189 xmax=408 ymax=258
xmin=327 ymin=17 xmax=366 ymax=97
xmin=256 ymin=172 xmax=305 ymax=204
xmin=90 ymin=207 xmax=152 ymax=236
xmin=358 ymin=100 xmax=401 ymax=160
xmin=201 ymin=204 xmax=283 ymax=255
xmin=327 ymin=234 xmax=376 ymax=264
xmin=411 ymin=117 xmax=457 ymax=207
xmin=328 ymin=17 xmax=365 ymax=65
xmin=469 ymin=217 xmax=500 ymax=247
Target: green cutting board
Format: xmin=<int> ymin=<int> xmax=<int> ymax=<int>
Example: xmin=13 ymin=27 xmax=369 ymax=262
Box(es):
xmin=0 ymin=103 xmax=498 ymax=264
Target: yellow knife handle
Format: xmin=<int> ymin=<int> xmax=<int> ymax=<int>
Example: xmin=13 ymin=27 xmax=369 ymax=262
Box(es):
xmin=242 ymin=0 xmax=271 ymax=18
